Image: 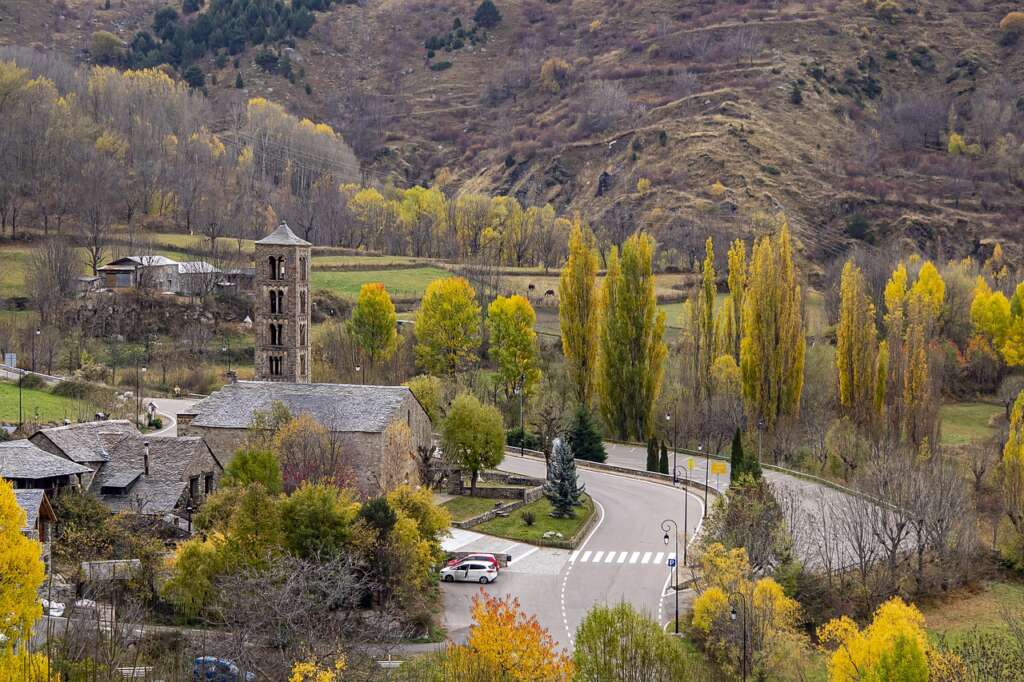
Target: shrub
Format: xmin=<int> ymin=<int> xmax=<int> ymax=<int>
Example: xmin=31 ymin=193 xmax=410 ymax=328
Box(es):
xmin=506 ymin=427 xmax=541 ymax=450
xmin=846 ymin=214 xmax=870 ymax=239
xmin=636 ymin=177 xmax=651 ymax=194
xmin=709 ymin=180 xmax=727 ymax=197
xmin=234 ymin=72 xmax=244 ymax=88
xmin=182 ymin=0 xmax=202 ymax=14
xmin=429 ymin=61 xmax=452 ymax=72
xmin=540 ymin=57 xmax=573 ymax=93
xmin=149 ymin=416 xmax=163 ymax=430
xmin=1000 ymin=12 xmax=1024 ymax=34
xmin=90 ymin=31 xmax=125 ymax=64
xmin=18 ymin=373 xmax=46 ymax=391
xmin=474 ymin=0 xmax=502 ymax=29
xmin=521 ymin=510 xmax=536 ymax=526
xmin=255 ymin=49 xmax=279 ymax=72
xmin=790 ymin=81 xmax=803 ymax=105
xmin=51 ymin=380 xmax=92 ymax=399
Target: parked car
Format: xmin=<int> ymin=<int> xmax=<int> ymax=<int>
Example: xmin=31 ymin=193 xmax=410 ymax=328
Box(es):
xmin=440 ymin=561 xmax=498 ymax=584
xmin=41 ymin=599 xmax=64 ymax=617
xmin=192 ymin=656 xmax=255 ymax=682
xmin=445 ymin=553 xmax=499 ymax=570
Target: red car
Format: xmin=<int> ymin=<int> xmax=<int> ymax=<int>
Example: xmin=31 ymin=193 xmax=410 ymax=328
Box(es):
xmin=446 ymin=553 xmax=500 ymax=571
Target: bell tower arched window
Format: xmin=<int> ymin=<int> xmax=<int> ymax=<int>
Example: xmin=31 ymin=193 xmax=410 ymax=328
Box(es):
xmin=299 ymin=257 xmax=307 ymax=282
xmin=268 ymin=256 xmax=278 ymax=280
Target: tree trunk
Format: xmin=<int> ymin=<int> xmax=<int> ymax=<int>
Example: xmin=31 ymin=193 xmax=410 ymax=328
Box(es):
xmin=470 ymin=468 xmax=478 ymax=496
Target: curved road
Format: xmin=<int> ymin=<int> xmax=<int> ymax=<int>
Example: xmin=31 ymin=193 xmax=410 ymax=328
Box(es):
xmin=442 ymin=455 xmax=704 ymax=651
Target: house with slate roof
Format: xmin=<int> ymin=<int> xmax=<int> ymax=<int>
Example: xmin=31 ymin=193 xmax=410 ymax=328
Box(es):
xmin=14 ymin=489 xmax=56 ymax=565
xmin=0 ymin=439 xmax=92 ymax=494
xmin=178 ymin=381 xmax=430 ymax=496
xmin=30 ymin=422 xmax=222 ymax=519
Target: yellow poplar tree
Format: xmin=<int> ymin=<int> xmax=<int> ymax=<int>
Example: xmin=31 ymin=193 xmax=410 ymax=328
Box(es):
xmin=835 ymin=261 xmax=879 ymax=426
xmin=818 ymin=598 xmax=931 ymax=682
xmin=558 ymin=217 xmax=600 ymax=405
xmin=487 ymin=294 xmax=542 ymax=400
xmin=1003 ymin=390 xmax=1024 ymax=567
xmin=715 ymin=295 xmax=736 ymax=359
xmin=414 ymin=277 xmax=482 ymax=376
xmin=739 ymin=220 xmax=805 ymax=431
xmin=597 ymin=233 xmax=667 ymax=441
xmin=726 ymin=239 xmax=748 ymax=359
xmin=0 ymin=479 xmax=48 ymax=680
xmin=695 ymin=237 xmax=717 ymax=400
xmin=348 ymin=282 xmax=398 ymax=379
xmin=970 ymin=276 xmax=1011 ymax=348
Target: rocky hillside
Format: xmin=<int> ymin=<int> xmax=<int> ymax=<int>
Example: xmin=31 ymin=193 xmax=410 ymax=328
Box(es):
xmin=2 ymin=0 xmax=1023 ymax=273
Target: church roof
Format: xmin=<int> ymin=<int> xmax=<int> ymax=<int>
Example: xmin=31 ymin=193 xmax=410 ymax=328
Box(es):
xmin=187 ymin=381 xmax=415 ymax=433
xmin=255 ymin=223 xmax=311 ymax=247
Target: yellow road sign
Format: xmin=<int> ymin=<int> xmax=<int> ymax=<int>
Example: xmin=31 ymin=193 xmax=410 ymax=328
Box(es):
xmin=710 ymin=461 xmax=728 ymax=475
xmin=687 ymin=457 xmax=695 ymax=470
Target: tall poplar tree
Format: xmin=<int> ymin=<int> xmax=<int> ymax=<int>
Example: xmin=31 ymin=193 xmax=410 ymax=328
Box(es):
xmin=597 ymin=233 xmax=667 ymax=441
xmin=487 ymin=294 xmax=541 ymax=401
xmin=695 ymin=237 xmax=717 ymax=400
xmin=836 ymin=261 xmax=879 ymax=427
xmin=559 ymin=217 xmax=600 ymax=405
xmin=1004 ymin=390 xmax=1024 ymax=568
xmin=726 ymin=239 xmax=747 ymax=359
xmin=739 ymin=220 xmax=805 ymax=431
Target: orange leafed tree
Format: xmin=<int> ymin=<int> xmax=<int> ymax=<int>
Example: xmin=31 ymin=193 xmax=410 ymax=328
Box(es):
xmin=464 ymin=592 xmax=574 ymax=681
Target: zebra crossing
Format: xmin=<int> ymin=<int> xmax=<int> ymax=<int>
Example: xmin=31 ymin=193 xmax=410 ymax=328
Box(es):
xmin=569 ymin=550 xmax=677 ymax=566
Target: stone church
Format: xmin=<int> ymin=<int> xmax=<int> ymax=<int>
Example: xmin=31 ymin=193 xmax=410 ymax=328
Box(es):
xmin=178 ymin=224 xmax=430 ymax=496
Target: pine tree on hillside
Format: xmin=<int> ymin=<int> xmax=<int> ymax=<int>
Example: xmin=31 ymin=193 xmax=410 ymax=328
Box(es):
xmin=646 ymin=438 xmax=658 ymax=472
xmin=545 ymin=437 xmax=585 ymax=518
xmin=658 ymin=440 xmax=669 ymax=474
xmin=473 ymin=0 xmax=502 ymax=29
xmin=567 ymin=406 xmax=606 ymax=463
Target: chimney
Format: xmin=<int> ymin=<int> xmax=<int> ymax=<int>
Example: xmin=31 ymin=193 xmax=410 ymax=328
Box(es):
xmin=143 ymin=441 xmax=150 ymax=476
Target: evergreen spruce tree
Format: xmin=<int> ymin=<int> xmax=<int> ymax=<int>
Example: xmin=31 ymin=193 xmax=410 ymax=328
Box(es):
xmin=730 ymin=428 xmax=744 ymax=479
xmin=658 ymin=440 xmax=669 ymax=474
xmin=545 ymin=438 xmax=585 ymax=518
xmin=646 ymin=438 xmax=658 ymax=472
xmin=566 ymin=406 xmax=607 ymax=463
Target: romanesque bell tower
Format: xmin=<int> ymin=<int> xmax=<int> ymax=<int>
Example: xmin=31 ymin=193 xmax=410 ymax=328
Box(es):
xmin=254 ymin=223 xmax=312 ymax=383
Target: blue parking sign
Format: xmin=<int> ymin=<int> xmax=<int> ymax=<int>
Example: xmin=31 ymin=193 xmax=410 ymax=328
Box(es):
xmin=667 ymin=558 xmax=676 ymax=567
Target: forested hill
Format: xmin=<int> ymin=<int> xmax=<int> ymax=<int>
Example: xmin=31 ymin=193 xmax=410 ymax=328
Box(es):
xmin=1 ymin=0 xmax=1023 ymax=271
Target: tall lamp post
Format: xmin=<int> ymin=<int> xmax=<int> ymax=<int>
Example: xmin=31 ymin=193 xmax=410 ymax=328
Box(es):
xmin=17 ymin=368 xmax=23 ymax=428
xmin=661 ymin=519 xmax=680 ymax=634
xmin=672 ymin=466 xmax=689 ymax=566
xmin=700 ymin=444 xmax=709 ymax=517
xmin=666 ymin=413 xmax=678 ymax=484
xmin=729 ymin=593 xmax=750 ymax=682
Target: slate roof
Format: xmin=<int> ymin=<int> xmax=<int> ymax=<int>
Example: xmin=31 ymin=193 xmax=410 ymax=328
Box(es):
xmin=177 ymin=261 xmax=219 ymax=274
xmin=255 ymin=223 xmax=311 ymax=247
xmin=99 ymin=255 xmax=179 ymax=269
xmin=0 ymin=440 xmax=93 ymax=480
xmin=14 ymin=489 xmax=45 ymax=531
xmin=91 ymin=436 xmax=215 ymax=515
xmin=188 ymin=381 xmax=413 ymax=432
xmin=31 ymin=420 xmax=141 ymax=464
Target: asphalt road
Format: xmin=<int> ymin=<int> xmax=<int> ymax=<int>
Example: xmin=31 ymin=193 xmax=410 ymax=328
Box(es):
xmin=441 ymin=455 xmax=705 ymax=652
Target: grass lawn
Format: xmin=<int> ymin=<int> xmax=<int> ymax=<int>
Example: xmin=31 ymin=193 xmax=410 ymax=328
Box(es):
xmin=313 ymin=254 xmax=422 ymax=267
xmin=0 ymin=381 xmax=99 ymax=424
xmin=938 ymin=402 xmax=1002 ymax=446
xmin=442 ymin=495 xmax=503 ymax=522
xmin=920 ymin=580 xmax=1024 ymax=644
xmin=148 ymin=233 xmax=255 ymax=254
xmin=476 ymin=494 xmax=595 ymax=545
xmin=311 ymin=267 xmax=450 ymax=300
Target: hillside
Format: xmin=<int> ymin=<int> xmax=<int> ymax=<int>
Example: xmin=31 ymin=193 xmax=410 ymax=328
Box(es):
xmin=2 ymin=0 xmax=1022 ymax=274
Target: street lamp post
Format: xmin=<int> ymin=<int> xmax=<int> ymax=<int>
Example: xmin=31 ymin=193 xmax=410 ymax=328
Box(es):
xmin=700 ymin=444 xmax=709 ymax=517
xmin=17 ymin=368 xmax=23 ymax=428
xmin=672 ymin=466 xmax=689 ymax=566
xmin=222 ymin=341 xmax=231 ymax=374
xmin=729 ymin=594 xmax=750 ymax=682
xmin=661 ymin=519 xmax=680 ymax=634
xmin=666 ymin=414 xmax=676 ymax=484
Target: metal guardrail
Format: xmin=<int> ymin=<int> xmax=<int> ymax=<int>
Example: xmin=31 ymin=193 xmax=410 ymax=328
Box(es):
xmin=0 ymin=363 xmax=65 ymax=384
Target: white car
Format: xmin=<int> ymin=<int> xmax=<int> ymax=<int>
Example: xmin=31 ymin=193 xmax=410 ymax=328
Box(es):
xmin=440 ymin=561 xmax=498 ymax=584
xmin=41 ymin=599 xmax=65 ymax=617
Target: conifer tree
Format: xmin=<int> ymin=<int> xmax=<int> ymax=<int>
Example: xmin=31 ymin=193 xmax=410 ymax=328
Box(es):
xmin=545 ymin=437 xmax=584 ymax=518
xmin=739 ymin=220 xmax=805 ymax=431
xmin=730 ymin=427 xmax=744 ymax=479
xmin=566 ymin=406 xmax=606 ymax=463
xmin=836 ymin=261 xmax=879 ymax=427
xmin=559 ymin=217 xmax=600 ymax=405
xmin=597 ymin=233 xmax=667 ymax=441
xmin=646 ymin=437 xmax=659 ymax=472
xmin=659 ymin=440 xmax=669 ymax=475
